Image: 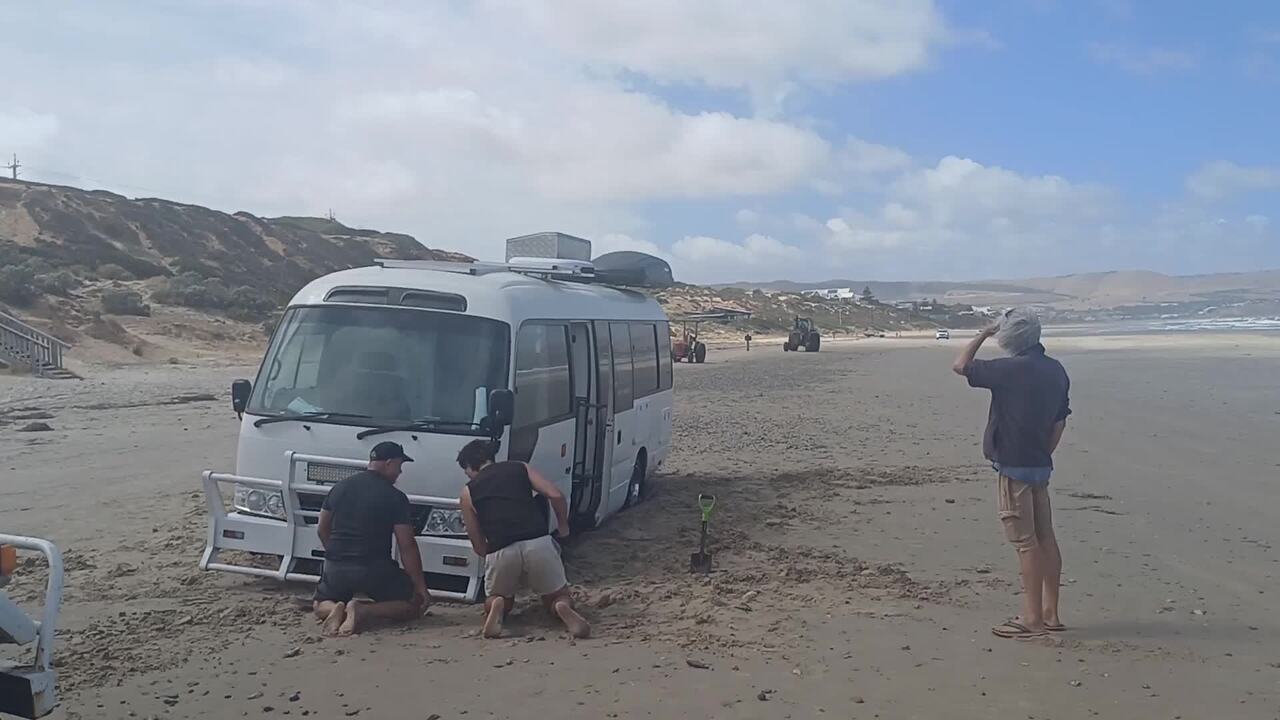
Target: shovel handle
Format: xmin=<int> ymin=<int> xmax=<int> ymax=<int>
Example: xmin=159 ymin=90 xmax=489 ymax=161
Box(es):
xmin=697 ymin=493 xmax=716 ymax=521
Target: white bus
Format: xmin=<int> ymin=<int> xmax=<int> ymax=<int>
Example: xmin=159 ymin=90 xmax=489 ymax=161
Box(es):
xmin=199 ymin=254 xmax=674 ymax=602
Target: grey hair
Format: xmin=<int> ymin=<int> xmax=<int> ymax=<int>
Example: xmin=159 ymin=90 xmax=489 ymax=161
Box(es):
xmin=995 ymin=307 xmax=1042 ymax=355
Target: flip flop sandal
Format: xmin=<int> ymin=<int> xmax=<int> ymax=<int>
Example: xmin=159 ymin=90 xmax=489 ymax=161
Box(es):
xmin=1045 ymin=623 xmax=1066 ymax=632
xmin=991 ymin=620 xmax=1047 ymax=639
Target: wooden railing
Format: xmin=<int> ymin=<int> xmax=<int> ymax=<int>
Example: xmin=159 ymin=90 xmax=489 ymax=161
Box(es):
xmin=0 ymin=309 xmax=70 ymax=377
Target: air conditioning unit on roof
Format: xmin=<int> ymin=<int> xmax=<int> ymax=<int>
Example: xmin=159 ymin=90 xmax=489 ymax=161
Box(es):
xmin=505 ymin=232 xmax=592 ymax=262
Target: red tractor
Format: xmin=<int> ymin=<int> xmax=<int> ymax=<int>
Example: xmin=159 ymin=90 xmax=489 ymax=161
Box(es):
xmin=671 ymin=320 xmax=707 ymax=363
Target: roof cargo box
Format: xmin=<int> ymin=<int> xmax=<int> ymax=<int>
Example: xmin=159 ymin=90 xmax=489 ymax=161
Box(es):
xmin=505 ymin=232 xmax=592 ymax=262
xmin=591 ymin=251 xmax=674 ymax=289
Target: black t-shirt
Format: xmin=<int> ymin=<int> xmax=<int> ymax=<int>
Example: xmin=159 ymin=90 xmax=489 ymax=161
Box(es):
xmin=321 ymin=470 xmax=412 ymax=566
xmin=466 ymin=461 xmax=549 ymax=553
xmin=965 ymin=343 xmax=1071 ymax=468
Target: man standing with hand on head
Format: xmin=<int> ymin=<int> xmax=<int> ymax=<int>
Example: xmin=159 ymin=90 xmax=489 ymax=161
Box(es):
xmin=953 ymin=308 xmax=1071 ymax=640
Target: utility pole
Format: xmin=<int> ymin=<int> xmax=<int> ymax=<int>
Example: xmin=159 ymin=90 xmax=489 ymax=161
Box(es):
xmin=4 ymin=154 xmax=19 ymax=180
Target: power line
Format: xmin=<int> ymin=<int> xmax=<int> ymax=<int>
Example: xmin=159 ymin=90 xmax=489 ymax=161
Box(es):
xmin=4 ymin=154 xmax=19 ymax=180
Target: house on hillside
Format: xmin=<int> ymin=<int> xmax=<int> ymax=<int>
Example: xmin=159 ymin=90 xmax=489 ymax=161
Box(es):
xmin=802 ymin=287 xmax=855 ymax=300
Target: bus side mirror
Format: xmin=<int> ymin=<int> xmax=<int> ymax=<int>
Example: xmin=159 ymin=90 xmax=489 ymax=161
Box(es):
xmin=487 ymin=389 xmax=514 ymax=435
xmin=231 ymin=379 xmax=252 ymax=419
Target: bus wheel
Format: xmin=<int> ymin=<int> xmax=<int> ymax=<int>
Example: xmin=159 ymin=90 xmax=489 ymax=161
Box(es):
xmin=624 ymin=457 xmax=647 ymax=508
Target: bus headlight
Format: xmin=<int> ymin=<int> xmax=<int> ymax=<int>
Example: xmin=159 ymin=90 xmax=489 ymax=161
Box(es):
xmin=423 ymin=508 xmax=466 ymax=535
xmin=234 ymin=485 xmax=286 ymax=520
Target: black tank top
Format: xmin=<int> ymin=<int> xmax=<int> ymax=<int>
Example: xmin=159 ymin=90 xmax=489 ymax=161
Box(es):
xmin=466 ymin=461 xmax=549 ymax=553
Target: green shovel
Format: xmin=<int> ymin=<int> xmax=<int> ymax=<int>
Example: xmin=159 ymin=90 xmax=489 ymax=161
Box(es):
xmin=689 ymin=493 xmax=716 ymax=574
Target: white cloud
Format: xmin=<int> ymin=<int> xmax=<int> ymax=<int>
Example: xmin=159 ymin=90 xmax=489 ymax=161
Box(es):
xmin=671 ymin=233 xmax=802 ymax=278
xmin=890 ymin=156 xmax=1111 ymax=223
xmin=1186 ymin=161 xmax=1280 ymax=200
xmin=818 ymin=156 xmax=1114 ymax=269
xmin=882 ymin=202 xmax=920 ymax=228
xmin=840 ymin=138 xmax=913 ymax=176
xmin=498 ymin=0 xmax=950 ymax=94
xmin=0 ymin=108 xmax=59 ymax=151
xmin=734 ymin=209 xmax=760 ymax=227
xmin=820 ymin=137 xmax=915 ymax=193
xmin=1088 ymin=42 xmax=1199 ymax=75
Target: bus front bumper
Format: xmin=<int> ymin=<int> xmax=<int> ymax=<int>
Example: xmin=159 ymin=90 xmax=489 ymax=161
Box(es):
xmin=198 ymin=454 xmax=484 ymax=602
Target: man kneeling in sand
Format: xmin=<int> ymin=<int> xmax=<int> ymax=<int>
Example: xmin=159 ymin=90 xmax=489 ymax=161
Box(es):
xmin=953 ymin=308 xmax=1071 ymax=639
xmin=456 ymin=439 xmax=590 ymax=640
xmin=313 ymin=441 xmax=430 ymax=636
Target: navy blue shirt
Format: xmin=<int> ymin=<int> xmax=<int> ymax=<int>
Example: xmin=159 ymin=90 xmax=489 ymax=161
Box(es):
xmin=321 ymin=471 xmax=411 ymax=567
xmin=965 ymin=344 xmax=1071 ymax=471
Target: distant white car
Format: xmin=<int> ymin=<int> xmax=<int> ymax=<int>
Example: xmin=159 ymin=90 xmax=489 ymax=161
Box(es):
xmin=935 ymin=329 xmax=950 ymax=340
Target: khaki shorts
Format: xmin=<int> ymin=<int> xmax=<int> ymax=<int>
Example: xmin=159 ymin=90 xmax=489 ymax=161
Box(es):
xmin=997 ymin=475 xmax=1054 ymax=552
xmin=484 ymin=535 xmax=568 ymax=598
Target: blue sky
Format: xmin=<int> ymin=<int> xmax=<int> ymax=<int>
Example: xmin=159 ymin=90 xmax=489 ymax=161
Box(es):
xmin=3 ymin=1 xmax=1278 ymax=283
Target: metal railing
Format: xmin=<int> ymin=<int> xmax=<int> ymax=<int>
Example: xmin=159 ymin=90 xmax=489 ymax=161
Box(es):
xmin=0 ymin=535 xmax=63 ymax=675
xmin=0 ymin=310 xmax=70 ymax=377
xmin=200 ymin=452 xmax=476 ymax=601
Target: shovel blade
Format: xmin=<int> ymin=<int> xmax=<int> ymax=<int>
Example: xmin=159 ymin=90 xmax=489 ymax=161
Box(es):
xmin=689 ymin=551 xmax=713 ymax=574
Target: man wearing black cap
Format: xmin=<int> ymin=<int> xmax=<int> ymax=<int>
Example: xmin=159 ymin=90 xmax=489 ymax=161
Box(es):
xmin=313 ymin=441 xmax=430 ymax=636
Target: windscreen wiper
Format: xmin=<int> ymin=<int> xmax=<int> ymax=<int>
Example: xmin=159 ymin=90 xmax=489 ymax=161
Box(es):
xmin=356 ymin=419 xmax=481 ymax=439
xmin=253 ymin=411 xmax=374 ymax=427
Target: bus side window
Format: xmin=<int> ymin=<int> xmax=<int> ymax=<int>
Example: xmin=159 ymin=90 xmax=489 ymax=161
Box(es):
xmin=609 ymin=322 xmax=633 ymax=411
xmin=514 ymin=323 xmax=573 ymax=428
xmin=631 ymin=322 xmax=659 ymax=398
xmin=657 ymin=321 xmax=672 ymax=391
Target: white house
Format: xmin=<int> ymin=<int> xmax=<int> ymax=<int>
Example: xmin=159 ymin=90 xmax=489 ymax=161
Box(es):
xmin=802 ymin=287 xmax=855 ymax=300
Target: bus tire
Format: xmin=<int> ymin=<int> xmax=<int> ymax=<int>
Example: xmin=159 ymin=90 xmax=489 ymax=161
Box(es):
xmin=623 ymin=453 xmax=647 ymax=509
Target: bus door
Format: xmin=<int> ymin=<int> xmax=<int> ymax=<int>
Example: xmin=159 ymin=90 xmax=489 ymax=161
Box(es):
xmin=606 ymin=322 xmax=636 ymax=515
xmin=566 ymin=321 xmax=614 ymax=524
xmin=569 ymin=322 xmax=603 ymax=520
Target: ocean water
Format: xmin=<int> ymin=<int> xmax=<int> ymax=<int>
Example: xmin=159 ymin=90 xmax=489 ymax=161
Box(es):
xmin=1047 ymin=317 xmax=1280 ymax=337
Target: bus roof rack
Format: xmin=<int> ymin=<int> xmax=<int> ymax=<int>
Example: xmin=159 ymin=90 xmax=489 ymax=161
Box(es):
xmin=375 ymin=258 xmax=598 ymax=281
xmin=375 ymin=253 xmax=675 ymax=289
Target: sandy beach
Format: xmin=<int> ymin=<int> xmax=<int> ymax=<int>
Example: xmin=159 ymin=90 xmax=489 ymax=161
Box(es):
xmin=3 ymin=332 xmax=1280 ymax=719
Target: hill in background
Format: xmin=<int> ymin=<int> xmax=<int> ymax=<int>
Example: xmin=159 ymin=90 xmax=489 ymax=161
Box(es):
xmin=0 ymin=178 xmax=471 ymax=364
xmin=727 ymin=268 xmax=1280 ymax=311
xmin=0 ymin=178 xmax=467 ymax=299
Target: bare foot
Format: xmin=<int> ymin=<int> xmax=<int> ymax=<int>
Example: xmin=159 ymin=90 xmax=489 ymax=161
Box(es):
xmin=553 ymin=599 xmax=591 ymax=639
xmin=339 ymin=601 xmax=362 ymax=636
xmin=483 ymin=598 xmax=505 ymax=639
xmin=321 ymin=601 xmax=347 ymax=637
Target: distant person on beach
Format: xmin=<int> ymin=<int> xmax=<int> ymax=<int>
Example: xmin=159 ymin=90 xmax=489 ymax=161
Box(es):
xmin=456 ymin=439 xmax=590 ymax=640
xmin=313 ymin=441 xmax=430 ymax=636
xmin=953 ymin=308 xmax=1071 ymax=639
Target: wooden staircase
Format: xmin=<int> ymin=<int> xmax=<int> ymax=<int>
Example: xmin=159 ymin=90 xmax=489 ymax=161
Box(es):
xmin=0 ymin=310 xmax=78 ymax=380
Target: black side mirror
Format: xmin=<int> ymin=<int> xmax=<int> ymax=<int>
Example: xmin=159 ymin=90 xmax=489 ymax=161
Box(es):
xmin=231 ymin=379 xmax=252 ymax=419
xmin=487 ymin=389 xmax=514 ymax=436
